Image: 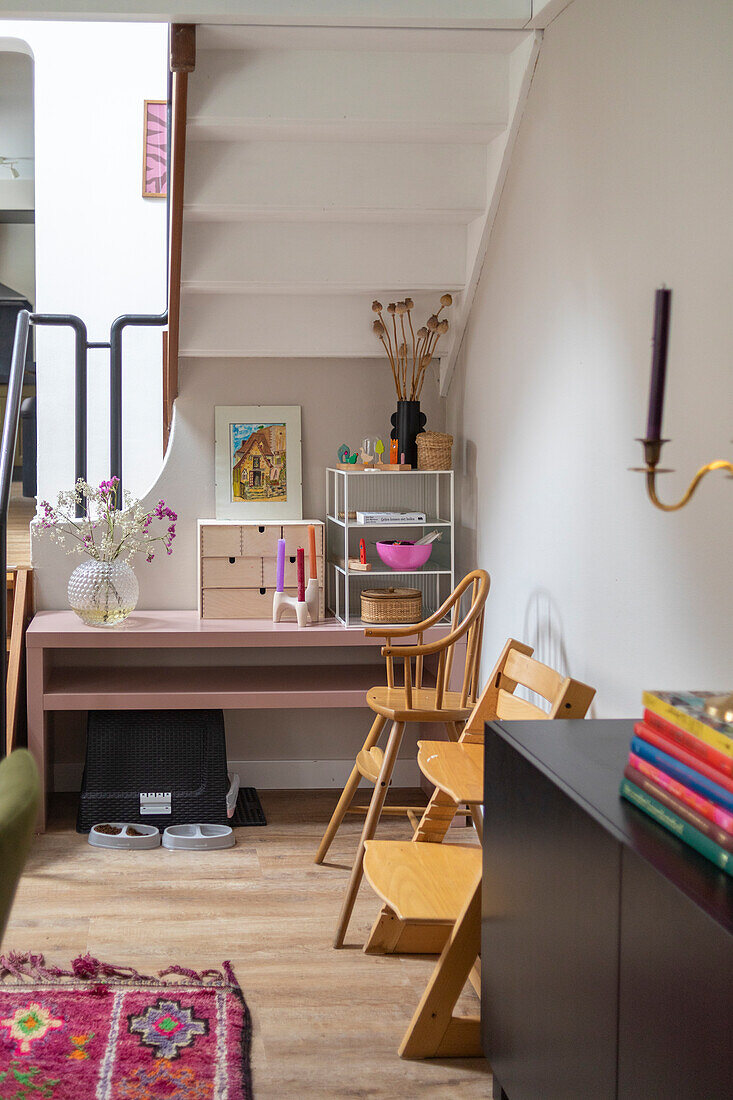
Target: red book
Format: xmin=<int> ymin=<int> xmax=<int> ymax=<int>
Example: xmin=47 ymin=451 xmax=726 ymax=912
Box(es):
xmin=643 ymin=707 xmax=733 ymax=778
xmin=634 ymin=721 xmax=733 ymax=796
xmin=625 ymin=762 xmax=733 ymax=853
xmin=629 ymin=750 xmax=733 ymax=833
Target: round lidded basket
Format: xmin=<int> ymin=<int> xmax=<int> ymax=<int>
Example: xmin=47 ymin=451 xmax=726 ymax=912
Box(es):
xmin=360 ymin=587 xmax=422 ymax=624
xmin=417 ymin=431 xmax=453 ymax=470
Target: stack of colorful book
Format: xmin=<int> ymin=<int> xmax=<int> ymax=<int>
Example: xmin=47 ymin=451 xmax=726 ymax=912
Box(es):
xmin=620 ymin=690 xmax=733 ymax=876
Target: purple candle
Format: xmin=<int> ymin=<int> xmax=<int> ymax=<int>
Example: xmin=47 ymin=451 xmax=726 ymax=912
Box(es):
xmin=646 ymin=287 xmax=672 ymax=442
xmin=276 ymin=538 xmax=285 ymax=592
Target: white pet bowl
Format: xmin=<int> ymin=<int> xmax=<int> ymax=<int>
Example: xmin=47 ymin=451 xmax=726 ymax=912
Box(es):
xmin=88 ymin=823 xmax=161 ymax=850
xmin=162 ymin=824 xmax=235 ymax=851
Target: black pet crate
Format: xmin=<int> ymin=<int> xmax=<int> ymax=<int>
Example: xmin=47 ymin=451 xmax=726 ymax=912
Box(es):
xmin=77 ymin=709 xmax=230 ymax=833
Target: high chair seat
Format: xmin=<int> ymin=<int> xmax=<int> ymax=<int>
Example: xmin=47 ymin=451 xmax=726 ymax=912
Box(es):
xmin=363 ymin=840 xmax=481 ymax=923
xmin=366 ymin=686 xmax=472 ymax=723
xmin=417 ymin=741 xmax=484 ymax=805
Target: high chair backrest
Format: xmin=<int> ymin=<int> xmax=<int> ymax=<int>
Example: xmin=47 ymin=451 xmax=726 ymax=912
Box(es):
xmin=460 ymin=637 xmax=595 ymax=742
xmin=365 ymin=569 xmax=491 ymax=714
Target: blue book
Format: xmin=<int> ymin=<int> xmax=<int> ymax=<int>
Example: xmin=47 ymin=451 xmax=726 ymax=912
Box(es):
xmin=631 ymin=736 xmax=733 ymax=812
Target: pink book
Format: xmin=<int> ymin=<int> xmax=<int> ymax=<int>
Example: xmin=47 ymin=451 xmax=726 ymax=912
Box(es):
xmin=628 ymin=750 xmax=733 ymax=833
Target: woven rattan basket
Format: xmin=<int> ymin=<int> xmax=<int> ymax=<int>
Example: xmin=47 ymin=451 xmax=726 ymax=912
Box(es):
xmin=417 ymin=431 xmax=453 ymax=470
xmin=361 ymin=587 xmax=422 ymax=624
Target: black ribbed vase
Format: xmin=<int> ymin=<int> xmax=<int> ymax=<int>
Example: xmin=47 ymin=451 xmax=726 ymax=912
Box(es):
xmin=390 ymin=400 xmax=427 ymax=469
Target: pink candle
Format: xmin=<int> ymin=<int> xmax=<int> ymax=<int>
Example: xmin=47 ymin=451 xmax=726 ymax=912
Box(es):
xmin=296 ymin=547 xmax=305 ymax=601
xmin=276 ymin=538 xmax=285 ymax=592
xmin=308 ymin=524 xmax=317 ymax=580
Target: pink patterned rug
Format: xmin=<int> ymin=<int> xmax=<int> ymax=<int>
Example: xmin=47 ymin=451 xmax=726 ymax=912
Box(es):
xmin=0 ymin=953 xmax=252 ymax=1099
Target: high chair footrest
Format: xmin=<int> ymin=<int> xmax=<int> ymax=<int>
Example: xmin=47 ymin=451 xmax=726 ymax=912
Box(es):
xmin=363 ymin=840 xmax=481 ymax=923
xmin=356 ymin=746 xmax=384 ymax=783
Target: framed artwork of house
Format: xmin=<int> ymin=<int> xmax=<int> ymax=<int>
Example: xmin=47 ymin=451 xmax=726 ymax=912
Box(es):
xmin=214 ymin=405 xmax=303 ymax=520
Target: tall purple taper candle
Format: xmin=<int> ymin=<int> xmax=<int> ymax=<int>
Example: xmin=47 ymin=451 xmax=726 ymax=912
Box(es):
xmin=646 ymin=287 xmax=672 ymax=442
xmin=276 ymin=538 xmax=285 ymax=592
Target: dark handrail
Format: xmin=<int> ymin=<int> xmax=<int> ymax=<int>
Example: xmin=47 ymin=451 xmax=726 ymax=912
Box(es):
xmin=30 ymin=314 xmax=88 ymax=505
xmin=109 ymin=310 xmax=168 ymax=504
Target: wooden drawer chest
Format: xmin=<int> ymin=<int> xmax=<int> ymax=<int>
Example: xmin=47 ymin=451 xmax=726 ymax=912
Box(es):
xmin=198 ymin=520 xmax=325 ymax=620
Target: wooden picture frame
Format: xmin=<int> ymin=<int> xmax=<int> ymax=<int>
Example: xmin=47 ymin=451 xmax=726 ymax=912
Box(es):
xmin=142 ymin=99 xmax=167 ymax=198
xmin=214 ymin=405 xmax=303 ymax=520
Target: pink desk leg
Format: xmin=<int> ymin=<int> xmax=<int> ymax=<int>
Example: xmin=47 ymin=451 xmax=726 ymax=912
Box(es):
xmin=26 ymin=645 xmax=48 ymax=832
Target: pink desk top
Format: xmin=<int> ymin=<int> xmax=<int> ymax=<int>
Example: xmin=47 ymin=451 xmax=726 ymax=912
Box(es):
xmin=27 ymin=610 xmax=447 ymax=650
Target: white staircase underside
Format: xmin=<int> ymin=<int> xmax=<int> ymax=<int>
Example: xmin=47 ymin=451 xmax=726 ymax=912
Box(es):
xmin=179 ymin=23 xmax=541 ymax=390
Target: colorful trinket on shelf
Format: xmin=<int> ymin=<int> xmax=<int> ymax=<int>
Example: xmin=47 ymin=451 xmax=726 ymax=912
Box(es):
xmin=337 ymin=443 xmax=350 ymax=463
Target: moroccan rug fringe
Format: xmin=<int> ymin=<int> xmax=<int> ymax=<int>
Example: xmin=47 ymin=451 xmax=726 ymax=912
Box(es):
xmin=0 ymin=951 xmax=238 ymax=990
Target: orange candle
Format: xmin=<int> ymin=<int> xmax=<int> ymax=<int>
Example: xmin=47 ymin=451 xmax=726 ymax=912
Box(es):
xmin=308 ymin=524 xmax=317 ymax=579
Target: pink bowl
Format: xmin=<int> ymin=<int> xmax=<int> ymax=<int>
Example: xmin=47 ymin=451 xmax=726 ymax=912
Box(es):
xmin=375 ymin=541 xmax=432 ymax=571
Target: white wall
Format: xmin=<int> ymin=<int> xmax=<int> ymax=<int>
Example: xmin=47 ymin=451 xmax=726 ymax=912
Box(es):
xmin=447 ymin=0 xmax=733 ymax=714
xmin=0 ymin=50 xmax=33 ymax=174
xmin=1 ymin=21 xmax=167 ymax=499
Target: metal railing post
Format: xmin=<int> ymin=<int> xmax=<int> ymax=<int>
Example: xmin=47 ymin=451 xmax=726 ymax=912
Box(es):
xmin=109 ymin=311 xmax=168 ymax=504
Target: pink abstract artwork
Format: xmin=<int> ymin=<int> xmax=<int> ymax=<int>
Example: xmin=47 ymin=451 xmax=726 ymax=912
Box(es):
xmin=142 ymin=99 xmax=167 ymax=198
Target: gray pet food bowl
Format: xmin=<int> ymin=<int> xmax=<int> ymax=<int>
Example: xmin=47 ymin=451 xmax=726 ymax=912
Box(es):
xmin=162 ymin=824 xmax=235 ymax=851
xmin=88 ymin=823 xmax=161 ymax=850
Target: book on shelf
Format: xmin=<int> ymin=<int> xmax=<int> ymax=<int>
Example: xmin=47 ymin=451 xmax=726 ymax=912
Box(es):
xmin=630 ymin=736 xmax=733 ymax=813
xmin=625 ymin=763 xmax=733 ymax=852
xmin=628 ymin=750 xmax=733 ymax=832
xmin=620 ymin=777 xmax=732 ymax=876
xmin=355 ymin=510 xmax=427 ymax=524
xmin=642 ymin=690 xmax=733 ymax=758
xmin=634 ymin=721 xmax=733 ymax=794
xmin=643 ymin=707 xmax=733 ymax=777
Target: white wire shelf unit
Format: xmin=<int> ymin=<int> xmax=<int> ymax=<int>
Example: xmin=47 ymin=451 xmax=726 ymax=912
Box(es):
xmin=326 ymin=468 xmax=455 ymax=627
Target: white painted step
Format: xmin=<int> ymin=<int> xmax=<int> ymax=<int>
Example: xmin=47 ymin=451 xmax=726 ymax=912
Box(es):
xmin=180 ymin=221 xmax=467 ymax=291
xmin=184 ymin=140 xmax=487 ymax=221
xmin=189 ymin=48 xmax=508 ymax=135
xmin=179 ymin=291 xmax=460 ymax=359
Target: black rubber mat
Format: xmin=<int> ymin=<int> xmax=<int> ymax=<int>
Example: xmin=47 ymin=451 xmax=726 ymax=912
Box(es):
xmin=230 ymin=786 xmax=267 ymax=827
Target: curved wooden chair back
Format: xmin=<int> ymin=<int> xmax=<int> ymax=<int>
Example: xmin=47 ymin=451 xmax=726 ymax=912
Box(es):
xmin=460 ymin=637 xmax=596 ymax=743
xmin=365 ymin=569 xmax=490 ymax=715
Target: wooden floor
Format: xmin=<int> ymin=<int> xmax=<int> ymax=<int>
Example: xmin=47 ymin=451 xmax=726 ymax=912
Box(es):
xmin=7 ymin=482 xmax=33 ymax=567
xmin=5 ymin=790 xmax=490 ymax=1098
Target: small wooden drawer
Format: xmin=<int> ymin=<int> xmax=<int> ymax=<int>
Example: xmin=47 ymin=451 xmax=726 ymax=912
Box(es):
xmin=263 ymin=555 xmax=324 ymax=588
xmin=241 ymin=525 xmax=282 ymax=556
xmin=201 ymin=557 xmax=262 ymax=588
xmin=202 ymin=587 xmax=270 ymax=619
xmin=202 ymin=586 xmax=325 ymax=620
xmin=201 ymin=525 xmax=242 ymax=557
xmin=282 ymin=524 xmax=324 ymax=556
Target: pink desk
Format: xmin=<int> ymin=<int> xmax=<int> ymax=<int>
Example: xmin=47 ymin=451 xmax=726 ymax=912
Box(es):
xmin=26 ymin=610 xmax=447 ymax=830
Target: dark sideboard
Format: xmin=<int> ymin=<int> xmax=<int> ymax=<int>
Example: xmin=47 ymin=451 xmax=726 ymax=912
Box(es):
xmin=482 ymin=718 xmax=733 ymax=1100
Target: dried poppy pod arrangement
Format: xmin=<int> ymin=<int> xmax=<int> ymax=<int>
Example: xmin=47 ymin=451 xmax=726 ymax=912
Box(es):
xmin=372 ymin=294 xmax=452 ymax=400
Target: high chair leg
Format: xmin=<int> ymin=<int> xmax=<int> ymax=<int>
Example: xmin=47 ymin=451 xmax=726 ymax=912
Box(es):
xmin=399 ymin=878 xmax=482 ymax=1059
xmin=333 ymin=720 xmax=405 ymax=948
xmin=315 ymin=714 xmax=388 ymax=864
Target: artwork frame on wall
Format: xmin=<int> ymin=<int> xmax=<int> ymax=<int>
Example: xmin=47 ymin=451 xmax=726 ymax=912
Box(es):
xmin=142 ymin=99 xmax=167 ymax=198
xmin=215 ymin=405 xmax=303 ymax=520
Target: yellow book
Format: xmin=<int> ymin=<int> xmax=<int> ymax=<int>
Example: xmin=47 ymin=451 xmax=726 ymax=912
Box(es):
xmin=642 ymin=691 xmax=733 ymax=759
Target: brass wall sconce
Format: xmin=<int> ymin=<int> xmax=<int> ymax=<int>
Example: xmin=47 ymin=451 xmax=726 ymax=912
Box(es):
xmin=634 ymin=287 xmax=733 ymax=512
xmin=634 ymin=287 xmax=733 ymax=719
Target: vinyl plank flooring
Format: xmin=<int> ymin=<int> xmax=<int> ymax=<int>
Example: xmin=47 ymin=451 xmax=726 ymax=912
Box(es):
xmin=3 ymin=790 xmax=489 ymax=1097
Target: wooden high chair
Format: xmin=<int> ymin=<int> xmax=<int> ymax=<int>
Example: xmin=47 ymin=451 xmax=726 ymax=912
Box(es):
xmin=316 ymin=569 xmax=490 ymax=949
xmin=364 ymin=638 xmax=596 ymax=957
xmin=362 ymin=641 xmax=596 ymax=1058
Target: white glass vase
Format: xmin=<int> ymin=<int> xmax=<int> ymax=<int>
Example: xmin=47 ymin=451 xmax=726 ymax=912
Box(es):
xmin=67 ymin=559 xmax=139 ymax=626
